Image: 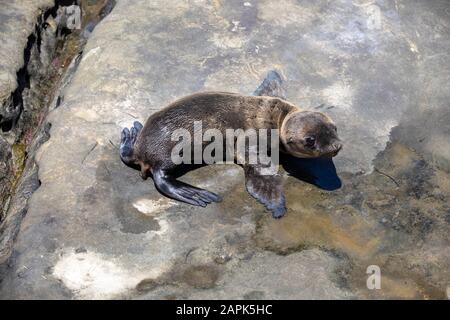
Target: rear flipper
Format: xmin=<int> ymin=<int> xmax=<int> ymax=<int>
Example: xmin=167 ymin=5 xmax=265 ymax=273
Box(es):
xmin=253 ymin=70 xmax=286 ymax=99
xmin=153 ymin=169 xmax=222 ymax=207
xmin=120 ymin=121 xmax=143 ymax=165
xmin=244 ymin=165 xmax=286 ymax=218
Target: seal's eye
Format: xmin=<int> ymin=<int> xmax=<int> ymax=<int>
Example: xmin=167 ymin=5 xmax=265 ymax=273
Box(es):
xmin=305 ymin=136 xmax=316 ymax=148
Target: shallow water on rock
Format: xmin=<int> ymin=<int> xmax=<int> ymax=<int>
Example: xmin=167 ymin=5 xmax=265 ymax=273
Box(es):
xmin=256 ymin=140 xmax=450 ymax=299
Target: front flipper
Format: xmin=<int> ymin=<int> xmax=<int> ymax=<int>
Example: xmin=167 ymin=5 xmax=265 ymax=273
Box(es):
xmin=120 ymin=121 xmax=143 ymax=165
xmin=244 ymin=165 xmax=286 ymax=218
xmin=153 ymin=169 xmax=222 ymax=207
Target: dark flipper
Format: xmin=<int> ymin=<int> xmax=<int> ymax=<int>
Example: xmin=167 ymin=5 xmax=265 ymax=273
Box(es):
xmin=253 ymin=70 xmax=286 ymax=99
xmin=153 ymin=169 xmax=222 ymax=207
xmin=244 ymin=165 xmax=286 ymax=218
xmin=120 ymin=121 xmax=143 ymax=164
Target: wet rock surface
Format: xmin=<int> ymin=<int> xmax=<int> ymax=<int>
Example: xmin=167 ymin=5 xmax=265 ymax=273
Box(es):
xmin=1 ymin=0 xmax=449 ymax=299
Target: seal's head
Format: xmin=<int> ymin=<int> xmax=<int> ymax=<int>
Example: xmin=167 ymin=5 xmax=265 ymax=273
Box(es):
xmin=281 ymin=111 xmax=342 ymax=158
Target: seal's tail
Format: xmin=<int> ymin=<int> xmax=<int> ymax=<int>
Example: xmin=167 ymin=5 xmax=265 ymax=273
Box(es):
xmin=253 ymin=70 xmax=286 ymax=99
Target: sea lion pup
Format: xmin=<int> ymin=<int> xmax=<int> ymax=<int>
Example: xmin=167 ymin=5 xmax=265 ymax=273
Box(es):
xmin=120 ymin=71 xmax=342 ymax=218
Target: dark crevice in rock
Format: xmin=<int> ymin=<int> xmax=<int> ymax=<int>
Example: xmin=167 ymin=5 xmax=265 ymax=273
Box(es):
xmin=4 ymin=34 xmax=35 ymax=133
xmin=0 ymin=122 xmax=51 ymax=265
xmin=0 ymin=0 xmax=116 ymax=265
xmin=2 ymin=0 xmax=78 ymax=133
xmin=1 ymin=25 xmax=40 ymax=133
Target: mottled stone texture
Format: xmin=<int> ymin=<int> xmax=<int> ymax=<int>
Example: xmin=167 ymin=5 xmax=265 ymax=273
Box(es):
xmin=0 ymin=0 xmax=449 ymax=299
